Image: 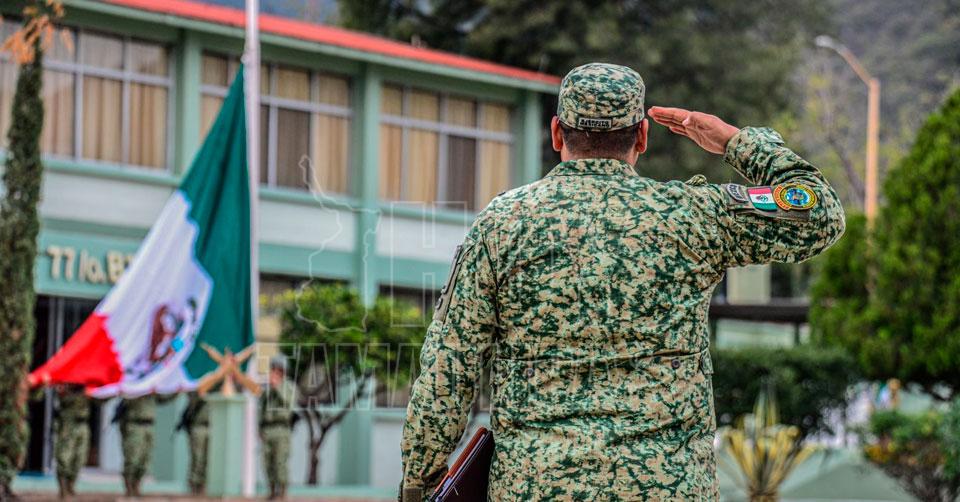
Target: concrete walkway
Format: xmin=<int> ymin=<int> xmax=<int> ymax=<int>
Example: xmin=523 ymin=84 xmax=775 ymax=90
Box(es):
xmin=13 ymin=474 xmax=394 ymax=501
xmin=15 ymin=446 xmax=915 ymax=501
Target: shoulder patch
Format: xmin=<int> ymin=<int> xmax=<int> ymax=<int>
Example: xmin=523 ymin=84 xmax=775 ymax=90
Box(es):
xmin=685 ymin=174 xmax=707 ymax=186
xmin=724 ymin=183 xmax=748 ymax=202
xmin=747 ymin=187 xmax=777 ymax=211
xmin=724 ymin=184 xmax=813 ymax=221
xmin=773 ymin=183 xmax=817 ymax=211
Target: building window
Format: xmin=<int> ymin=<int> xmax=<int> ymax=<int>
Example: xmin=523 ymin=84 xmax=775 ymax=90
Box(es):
xmin=200 ymin=53 xmax=351 ymax=194
xmin=380 ymin=85 xmax=513 ymax=211
xmin=0 ymin=21 xmax=172 ymax=170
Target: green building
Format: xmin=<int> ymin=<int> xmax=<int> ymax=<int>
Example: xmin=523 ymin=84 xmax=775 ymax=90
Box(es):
xmin=0 ymin=0 xmax=555 ymax=493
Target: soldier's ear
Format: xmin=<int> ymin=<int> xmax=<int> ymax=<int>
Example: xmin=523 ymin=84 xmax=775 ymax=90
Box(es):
xmin=550 ymin=116 xmax=564 ymax=152
xmin=636 ymin=119 xmax=649 ymax=154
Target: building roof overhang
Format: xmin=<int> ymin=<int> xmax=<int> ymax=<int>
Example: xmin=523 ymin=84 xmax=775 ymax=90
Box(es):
xmin=65 ymin=0 xmax=560 ymax=93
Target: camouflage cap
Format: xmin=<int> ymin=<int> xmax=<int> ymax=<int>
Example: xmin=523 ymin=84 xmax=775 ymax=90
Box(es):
xmin=557 ymin=63 xmax=645 ymax=132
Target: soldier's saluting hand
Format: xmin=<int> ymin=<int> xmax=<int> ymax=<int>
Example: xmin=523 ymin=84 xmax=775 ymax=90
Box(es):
xmin=647 ymin=106 xmax=741 ymax=154
xmin=400 ymin=63 xmax=845 ymax=502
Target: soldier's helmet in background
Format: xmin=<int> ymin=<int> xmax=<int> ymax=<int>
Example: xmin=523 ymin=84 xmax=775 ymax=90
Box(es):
xmin=269 ymin=355 xmax=288 ymax=373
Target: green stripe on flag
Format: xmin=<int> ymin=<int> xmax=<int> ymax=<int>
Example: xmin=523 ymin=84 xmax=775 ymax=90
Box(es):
xmin=180 ymin=66 xmax=254 ymax=378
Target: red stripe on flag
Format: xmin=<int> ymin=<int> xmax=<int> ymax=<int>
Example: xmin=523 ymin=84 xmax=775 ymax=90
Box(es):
xmin=28 ymin=314 xmax=123 ymax=390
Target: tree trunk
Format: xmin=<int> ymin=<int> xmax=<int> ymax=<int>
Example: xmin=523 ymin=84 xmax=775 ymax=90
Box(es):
xmin=303 ymin=376 xmax=370 ymax=485
xmin=307 ymin=437 xmax=322 ymax=485
xmin=0 ymin=31 xmax=44 ymax=496
xmin=302 ymin=409 xmax=322 ymax=486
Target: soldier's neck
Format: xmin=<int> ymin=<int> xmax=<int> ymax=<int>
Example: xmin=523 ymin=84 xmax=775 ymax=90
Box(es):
xmin=560 ymin=148 xmax=639 ymax=165
xmin=561 ymin=154 xmax=637 ymax=165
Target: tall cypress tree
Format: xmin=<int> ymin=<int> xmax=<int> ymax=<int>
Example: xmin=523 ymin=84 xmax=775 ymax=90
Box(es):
xmin=869 ymin=88 xmax=960 ymax=399
xmin=811 ymin=88 xmax=960 ymax=400
xmin=0 ymin=1 xmax=58 ymax=496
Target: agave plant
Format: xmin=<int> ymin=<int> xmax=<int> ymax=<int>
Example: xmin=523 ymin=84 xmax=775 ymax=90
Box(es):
xmin=719 ymin=382 xmax=817 ymax=501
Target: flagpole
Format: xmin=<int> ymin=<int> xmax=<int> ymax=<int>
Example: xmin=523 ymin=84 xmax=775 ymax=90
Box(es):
xmin=243 ymin=0 xmax=260 ymax=497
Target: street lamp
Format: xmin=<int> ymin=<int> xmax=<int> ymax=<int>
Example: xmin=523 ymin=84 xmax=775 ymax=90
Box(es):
xmin=815 ymin=35 xmax=881 ymax=222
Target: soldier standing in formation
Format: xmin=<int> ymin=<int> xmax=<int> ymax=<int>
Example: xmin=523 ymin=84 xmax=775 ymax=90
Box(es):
xmin=117 ymin=394 xmax=156 ymax=497
xmin=259 ymin=356 xmax=297 ymax=500
xmin=54 ymin=385 xmax=89 ymax=498
xmin=178 ymin=392 xmax=209 ymax=495
xmin=399 ymin=63 xmax=845 ymax=500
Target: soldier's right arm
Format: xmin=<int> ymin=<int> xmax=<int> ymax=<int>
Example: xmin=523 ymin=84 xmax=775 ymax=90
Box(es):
xmin=712 ymin=127 xmax=846 ymax=267
xmin=648 ymin=107 xmax=845 ymax=267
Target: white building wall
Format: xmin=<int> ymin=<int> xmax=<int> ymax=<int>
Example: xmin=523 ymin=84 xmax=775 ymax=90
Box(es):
xmin=369 ymin=413 xmax=490 ymax=490
xmin=39 ymin=170 xmax=357 ymax=255
xmin=376 ymin=214 xmax=469 ymax=262
xmin=259 ymin=200 xmax=355 ymax=253
xmin=41 ymin=171 xmax=173 ymax=229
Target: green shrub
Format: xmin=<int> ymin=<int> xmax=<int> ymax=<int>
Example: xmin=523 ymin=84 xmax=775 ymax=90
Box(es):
xmin=863 ymin=400 xmax=960 ymax=501
xmin=711 ymin=346 xmax=858 ymax=436
xmin=809 ymin=213 xmax=874 ymax=360
xmin=810 ymin=89 xmax=960 ymax=399
xmin=869 ymin=89 xmax=960 ymax=397
xmin=943 ymin=400 xmax=960 ymax=480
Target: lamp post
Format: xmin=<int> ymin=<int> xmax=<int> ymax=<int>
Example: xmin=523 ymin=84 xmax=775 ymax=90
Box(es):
xmin=815 ymin=35 xmax=880 ymax=222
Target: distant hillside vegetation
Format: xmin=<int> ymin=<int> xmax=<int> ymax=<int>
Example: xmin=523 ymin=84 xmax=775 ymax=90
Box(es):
xmin=193 ymin=0 xmax=338 ymax=24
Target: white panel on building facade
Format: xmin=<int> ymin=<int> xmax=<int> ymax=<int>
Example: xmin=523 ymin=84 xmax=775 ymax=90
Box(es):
xmin=40 ymin=172 xmax=173 ymax=229
xmin=259 ymin=200 xmax=356 ymax=252
xmin=376 ymin=214 xmax=469 ymax=262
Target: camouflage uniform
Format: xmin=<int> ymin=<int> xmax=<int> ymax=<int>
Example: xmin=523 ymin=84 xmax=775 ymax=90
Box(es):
xmin=120 ymin=395 xmax=155 ymax=495
xmin=183 ymin=393 xmax=209 ymax=494
xmin=400 ymin=63 xmax=845 ymax=501
xmin=55 ymin=387 xmax=89 ymax=496
xmin=259 ymin=369 xmax=297 ymax=498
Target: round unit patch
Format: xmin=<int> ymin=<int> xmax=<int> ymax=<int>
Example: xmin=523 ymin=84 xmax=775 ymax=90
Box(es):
xmin=773 ymin=184 xmax=817 ymax=211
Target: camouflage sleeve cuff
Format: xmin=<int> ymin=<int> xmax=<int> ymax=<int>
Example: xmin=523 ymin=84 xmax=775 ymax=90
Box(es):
xmin=722 ymin=127 xmax=786 ymax=182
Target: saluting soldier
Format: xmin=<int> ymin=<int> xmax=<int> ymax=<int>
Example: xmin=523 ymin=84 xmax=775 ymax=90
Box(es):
xmin=54 ymin=384 xmax=89 ymax=498
xmin=259 ymin=356 xmax=298 ymax=500
xmin=399 ymin=63 xmax=845 ymax=501
xmin=117 ymin=394 xmax=156 ymax=497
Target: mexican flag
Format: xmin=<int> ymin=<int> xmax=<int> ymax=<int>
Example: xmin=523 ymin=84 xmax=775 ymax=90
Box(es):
xmin=29 ymin=68 xmax=253 ymax=397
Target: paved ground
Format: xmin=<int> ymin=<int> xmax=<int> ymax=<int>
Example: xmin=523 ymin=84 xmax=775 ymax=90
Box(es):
xmin=17 ymin=496 xmax=383 ymax=501
xmin=13 ymin=473 xmax=394 ymax=501
xmin=14 ymin=447 xmax=918 ymax=501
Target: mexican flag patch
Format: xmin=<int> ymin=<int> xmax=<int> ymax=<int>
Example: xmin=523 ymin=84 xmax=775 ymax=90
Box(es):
xmin=747 ymin=187 xmax=777 ymax=211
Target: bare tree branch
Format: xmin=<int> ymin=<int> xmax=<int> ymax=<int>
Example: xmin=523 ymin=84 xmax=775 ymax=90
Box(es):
xmin=815 ymin=77 xmax=866 ymax=208
xmin=320 ymin=373 xmax=372 ymax=435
